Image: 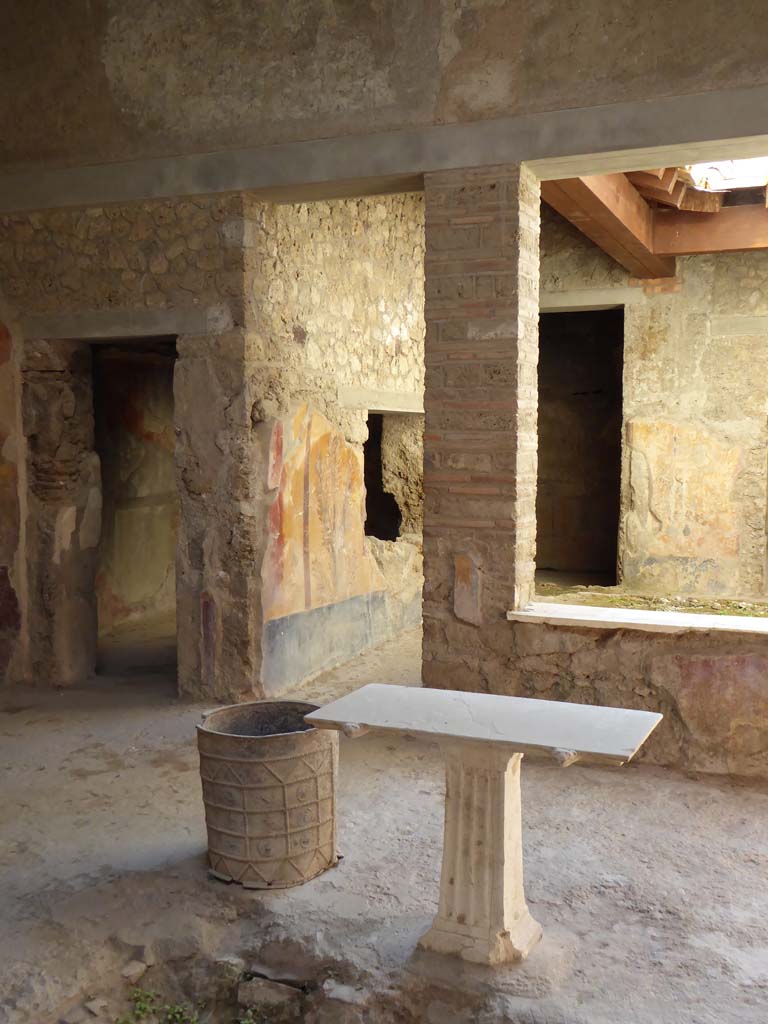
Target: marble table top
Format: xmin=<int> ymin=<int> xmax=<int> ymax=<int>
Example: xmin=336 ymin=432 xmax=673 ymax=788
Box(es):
xmin=305 ymin=684 xmax=662 ymax=765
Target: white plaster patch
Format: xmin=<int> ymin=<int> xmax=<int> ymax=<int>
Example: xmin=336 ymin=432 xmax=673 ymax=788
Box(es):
xmin=79 ymin=487 xmax=103 ymax=550
xmin=53 ymin=506 xmax=78 ymax=564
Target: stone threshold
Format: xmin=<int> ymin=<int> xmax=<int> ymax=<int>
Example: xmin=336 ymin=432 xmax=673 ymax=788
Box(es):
xmin=507 ymin=601 xmax=768 ymax=635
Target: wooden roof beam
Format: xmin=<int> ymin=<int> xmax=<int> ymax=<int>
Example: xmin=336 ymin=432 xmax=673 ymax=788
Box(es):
xmin=654 ymin=204 xmax=768 ymax=255
xmin=633 ymin=180 xmax=688 ymax=209
xmin=541 ymin=174 xmax=676 ymax=279
xmin=627 ymin=167 xmax=678 ymax=193
xmin=678 ymin=189 xmax=723 ymax=213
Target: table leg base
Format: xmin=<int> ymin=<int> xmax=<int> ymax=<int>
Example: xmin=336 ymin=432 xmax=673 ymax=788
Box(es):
xmin=419 ymin=910 xmax=542 ymax=965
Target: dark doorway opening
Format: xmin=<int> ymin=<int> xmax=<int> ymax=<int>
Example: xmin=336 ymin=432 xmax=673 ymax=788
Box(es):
xmin=364 ymin=413 xmax=402 ymax=541
xmin=536 ymin=308 xmax=623 ymax=587
xmin=92 ymin=338 xmax=178 ymax=679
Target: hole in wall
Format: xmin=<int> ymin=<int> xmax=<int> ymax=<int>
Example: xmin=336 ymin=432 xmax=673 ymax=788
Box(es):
xmin=363 ymin=413 xmax=403 ymax=541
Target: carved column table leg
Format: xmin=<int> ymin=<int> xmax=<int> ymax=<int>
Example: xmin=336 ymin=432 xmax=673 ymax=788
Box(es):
xmin=419 ymin=744 xmax=542 ymax=965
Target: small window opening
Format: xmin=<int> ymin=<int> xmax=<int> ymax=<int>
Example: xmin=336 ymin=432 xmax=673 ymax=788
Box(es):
xmin=364 ymin=413 xmax=402 ymax=540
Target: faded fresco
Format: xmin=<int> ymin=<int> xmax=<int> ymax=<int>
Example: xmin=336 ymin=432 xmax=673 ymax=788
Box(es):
xmin=262 ymin=405 xmax=385 ymax=624
xmin=93 ymin=346 xmax=177 ymax=635
xmin=624 ymin=419 xmax=743 ymax=593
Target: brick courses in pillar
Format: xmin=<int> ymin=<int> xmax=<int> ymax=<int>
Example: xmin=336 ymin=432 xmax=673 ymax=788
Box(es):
xmin=422 ymin=164 xmax=541 ymax=691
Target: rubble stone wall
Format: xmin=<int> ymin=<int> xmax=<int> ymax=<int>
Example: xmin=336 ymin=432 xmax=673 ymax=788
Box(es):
xmin=247 ymin=194 xmax=424 ymax=405
xmin=503 ymin=620 xmax=768 ymax=777
xmin=495 ymin=207 xmax=768 ymax=777
xmin=244 ymin=194 xmax=426 ymax=691
xmin=381 ymin=413 xmax=425 ymax=537
xmin=541 ymin=205 xmax=768 ymax=598
xmin=0 ymin=191 xmax=426 ymax=692
xmin=0 ymin=195 xmax=265 ymax=698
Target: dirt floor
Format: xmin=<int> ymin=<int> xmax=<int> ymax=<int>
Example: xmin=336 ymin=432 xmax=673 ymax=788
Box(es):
xmin=2 ymin=627 xmax=768 ymax=1023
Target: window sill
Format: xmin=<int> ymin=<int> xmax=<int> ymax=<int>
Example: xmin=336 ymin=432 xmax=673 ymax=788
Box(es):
xmin=506 ymin=601 xmax=768 ymax=636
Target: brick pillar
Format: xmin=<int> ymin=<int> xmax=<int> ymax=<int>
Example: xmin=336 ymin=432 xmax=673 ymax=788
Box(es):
xmin=422 ymin=164 xmax=541 ymax=692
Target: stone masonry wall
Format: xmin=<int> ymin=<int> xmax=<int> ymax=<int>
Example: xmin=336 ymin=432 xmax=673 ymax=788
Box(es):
xmin=21 ymin=338 xmax=101 ymax=685
xmin=243 ymin=193 xmax=426 ymax=690
xmin=0 ymin=195 xmax=266 ymax=697
xmin=0 ymin=191 xmax=426 ymax=693
xmin=541 ymin=204 xmax=768 ymax=598
xmin=503 ymin=205 xmax=768 ymax=777
xmin=0 ymin=198 xmax=244 ymax=325
xmin=243 ymin=193 xmax=424 ymax=432
xmin=381 ymin=413 xmax=425 ymax=536
xmin=421 ymin=194 xmax=768 ymax=777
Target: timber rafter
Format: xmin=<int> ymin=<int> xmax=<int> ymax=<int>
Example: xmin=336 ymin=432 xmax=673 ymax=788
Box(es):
xmin=543 ymin=167 xmax=768 ymax=278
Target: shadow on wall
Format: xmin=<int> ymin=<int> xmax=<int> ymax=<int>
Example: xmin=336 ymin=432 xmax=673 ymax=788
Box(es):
xmin=364 ymin=413 xmax=402 ymax=541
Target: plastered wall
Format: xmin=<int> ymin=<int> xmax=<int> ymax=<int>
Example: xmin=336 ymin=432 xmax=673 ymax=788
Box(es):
xmin=541 ymin=205 xmax=768 ymax=598
xmin=0 ymin=191 xmax=426 ymax=692
xmin=245 ymin=194 xmax=426 ymax=690
xmin=503 ymin=205 xmax=768 ymax=778
xmin=93 ymin=345 xmax=176 ymax=635
xmin=0 ymin=193 xmax=259 ymax=695
xmin=3 ymin=2 xmax=768 ymax=173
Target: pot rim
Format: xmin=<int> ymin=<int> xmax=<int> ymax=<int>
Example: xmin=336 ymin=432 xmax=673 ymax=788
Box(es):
xmin=197 ymin=698 xmax=321 ymax=739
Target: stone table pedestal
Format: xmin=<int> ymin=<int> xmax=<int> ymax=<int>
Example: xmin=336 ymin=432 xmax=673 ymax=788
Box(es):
xmin=419 ymin=743 xmax=541 ymax=963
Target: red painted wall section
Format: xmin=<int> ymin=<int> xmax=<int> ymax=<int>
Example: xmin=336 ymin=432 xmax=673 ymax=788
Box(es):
xmin=262 ymin=404 xmax=385 ymax=624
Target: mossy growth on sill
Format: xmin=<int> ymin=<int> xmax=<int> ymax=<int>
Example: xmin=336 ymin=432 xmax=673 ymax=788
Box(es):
xmin=534 ymin=580 xmax=768 ymax=618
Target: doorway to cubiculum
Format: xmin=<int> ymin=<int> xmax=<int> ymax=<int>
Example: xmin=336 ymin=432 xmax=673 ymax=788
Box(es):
xmin=92 ymin=339 xmax=178 ymax=679
xmin=21 ymin=335 xmax=179 ymax=687
xmin=535 ymin=307 xmax=624 ymax=590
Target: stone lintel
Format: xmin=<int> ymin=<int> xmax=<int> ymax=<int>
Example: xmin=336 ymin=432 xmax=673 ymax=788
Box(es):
xmin=539 ymin=287 xmax=642 ymax=312
xmin=21 ymin=305 xmax=233 ymax=341
xmin=338 ymin=386 xmax=424 ymax=414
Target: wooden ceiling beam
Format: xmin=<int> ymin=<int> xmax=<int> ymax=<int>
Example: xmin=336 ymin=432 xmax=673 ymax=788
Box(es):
xmin=678 ymin=189 xmax=723 ymax=213
xmin=654 ymin=204 xmax=768 ymax=255
xmin=634 ymin=180 xmax=688 ymax=209
xmin=627 ymin=167 xmax=678 ymax=193
xmin=541 ymin=174 xmax=676 ymax=278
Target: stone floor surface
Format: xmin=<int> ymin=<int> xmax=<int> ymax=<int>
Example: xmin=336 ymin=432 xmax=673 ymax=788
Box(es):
xmin=1 ymin=626 xmax=768 ymax=1023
